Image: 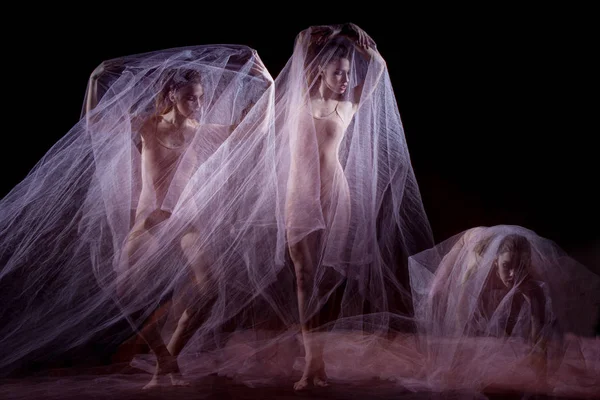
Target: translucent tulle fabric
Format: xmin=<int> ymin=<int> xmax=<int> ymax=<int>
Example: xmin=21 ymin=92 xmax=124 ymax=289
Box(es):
xmin=136 ymin=24 xmax=438 ymax=390
xmin=0 ymin=45 xmax=281 ymax=377
xmin=130 ymin=23 xmax=437 ymax=387
xmin=167 ymin=222 xmax=600 ymax=397
xmin=272 ymin=24 xmax=435 ymax=330
xmin=3 ymin=31 xmax=596 ymax=400
xmin=407 ymin=225 xmax=600 ymax=396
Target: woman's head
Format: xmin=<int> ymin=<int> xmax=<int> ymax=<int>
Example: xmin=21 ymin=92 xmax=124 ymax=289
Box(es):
xmin=309 ymin=38 xmax=353 ymax=95
xmin=156 ymin=68 xmax=204 ymax=119
xmin=494 ymin=234 xmax=532 ymax=288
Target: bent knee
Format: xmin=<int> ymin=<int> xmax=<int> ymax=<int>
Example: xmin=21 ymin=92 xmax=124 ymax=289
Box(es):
xmin=180 ymin=231 xmax=200 ymax=250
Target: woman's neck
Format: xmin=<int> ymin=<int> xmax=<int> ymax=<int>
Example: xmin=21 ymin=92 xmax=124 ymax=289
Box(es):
xmin=317 ymin=80 xmax=340 ymax=102
xmin=162 ymin=109 xmax=188 ymax=129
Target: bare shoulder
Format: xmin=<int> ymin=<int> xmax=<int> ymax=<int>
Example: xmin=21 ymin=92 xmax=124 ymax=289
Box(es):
xmin=198 ymin=123 xmax=234 ymax=135
xmin=137 ymin=115 xmax=160 ymax=140
xmin=188 ymin=119 xmax=200 ymax=130
xmin=337 ymin=99 xmax=356 ymax=121
xmin=338 ymin=99 xmax=354 ymax=112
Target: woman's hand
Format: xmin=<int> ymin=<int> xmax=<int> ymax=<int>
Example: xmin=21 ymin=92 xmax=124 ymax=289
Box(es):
xmin=342 ymin=23 xmax=376 ymax=50
xmin=310 ymin=25 xmax=340 ymax=46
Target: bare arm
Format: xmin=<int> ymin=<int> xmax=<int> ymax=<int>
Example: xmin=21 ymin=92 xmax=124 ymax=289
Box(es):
xmin=226 ymin=56 xmax=275 ymax=146
xmin=340 ymin=23 xmax=386 ymax=105
xmin=522 ymin=282 xmax=547 ymax=344
xmin=84 ymin=63 xmax=104 ymax=118
xmin=83 ymin=59 xmax=125 ymax=118
xmin=521 ymin=282 xmax=549 ymax=374
xmin=306 ymin=23 xmax=386 ymax=105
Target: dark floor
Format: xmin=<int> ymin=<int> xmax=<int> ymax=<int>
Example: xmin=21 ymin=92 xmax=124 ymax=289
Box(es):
xmin=0 ymin=365 xmax=589 ymax=400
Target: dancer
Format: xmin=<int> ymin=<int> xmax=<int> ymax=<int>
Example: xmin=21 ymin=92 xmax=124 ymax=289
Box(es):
xmin=275 ymin=23 xmax=434 ymax=389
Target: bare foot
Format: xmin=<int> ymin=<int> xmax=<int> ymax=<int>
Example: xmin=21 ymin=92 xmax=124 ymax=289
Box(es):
xmin=143 ymin=374 xmax=161 ymax=390
xmin=143 ymin=372 xmax=190 ymax=389
xmin=293 ymin=357 xmax=328 ymax=391
xmin=169 ymin=374 xmax=190 ymax=387
xmin=143 ymin=356 xmax=189 ymax=389
xmin=313 ymin=371 xmax=329 ymax=387
xmin=293 ymin=377 xmax=310 ymax=391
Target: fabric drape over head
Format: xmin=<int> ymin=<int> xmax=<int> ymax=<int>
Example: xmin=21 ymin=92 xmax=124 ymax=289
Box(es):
xmin=273 ymin=24 xmax=435 ymax=329
xmin=0 ymin=45 xmax=281 ymax=378
xmin=407 ymin=225 xmax=600 ymax=395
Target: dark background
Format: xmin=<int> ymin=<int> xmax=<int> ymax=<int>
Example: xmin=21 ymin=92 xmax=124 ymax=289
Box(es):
xmin=3 ymin=7 xmax=597 ymax=318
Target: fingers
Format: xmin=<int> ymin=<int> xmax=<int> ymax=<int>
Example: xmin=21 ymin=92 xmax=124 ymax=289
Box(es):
xmin=348 ymin=24 xmax=368 ymax=49
xmin=310 ymin=24 xmax=377 ymax=50
xmin=311 ymin=26 xmax=331 ymax=44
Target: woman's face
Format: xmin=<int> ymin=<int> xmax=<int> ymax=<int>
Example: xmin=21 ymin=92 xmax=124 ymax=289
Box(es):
xmin=496 ymin=251 xmax=527 ymax=288
xmin=172 ymin=83 xmax=204 ymax=119
xmin=322 ymin=58 xmax=350 ymax=95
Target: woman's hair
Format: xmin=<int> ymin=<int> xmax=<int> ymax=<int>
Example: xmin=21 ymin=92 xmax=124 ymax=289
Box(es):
xmin=306 ymin=36 xmax=353 ymax=86
xmin=496 ymin=233 xmax=532 ymax=277
xmin=155 ymin=68 xmax=203 ymax=115
xmin=497 ymin=234 xmax=531 ymax=257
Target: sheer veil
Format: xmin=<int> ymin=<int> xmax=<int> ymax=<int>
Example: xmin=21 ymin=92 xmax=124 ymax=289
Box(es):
xmin=0 ymin=45 xmax=281 ymax=378
xmin=407 ymin=225 xmax=600 ymax=395
xmin=3 ymin=24 xmax=596 ymax=400
xmin=157 ymin=23 xmax=437 ymax=387
xmin=273 ymin=24 xmax=434 ymax=331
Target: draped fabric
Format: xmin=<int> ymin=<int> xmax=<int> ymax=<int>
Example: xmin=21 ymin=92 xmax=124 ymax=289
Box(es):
xmin=273 ymin=23 xmax=434 ymax=332
xmin=3 ymin=25 xmax=596 ymax=400
xmin=407 ymin=225 xmax=600 ymax=395
xmin=0 ymin=45 xmax=281 ymax=379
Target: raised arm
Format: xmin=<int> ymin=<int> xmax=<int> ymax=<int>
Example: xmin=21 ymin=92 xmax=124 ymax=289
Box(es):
xmin=228 ymin=49 xmax=274 ymax=136
xmin=83 ymin=59 xmax=125 ymax=119
xmin=83 ymin=63 xmax=105 ymax=118
xmin=339 ymin=23 xmax=386 ymax=104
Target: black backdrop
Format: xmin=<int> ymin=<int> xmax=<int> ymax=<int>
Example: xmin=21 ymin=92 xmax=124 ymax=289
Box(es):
xmin=3 ymin=6 xmax=598 ymax=344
